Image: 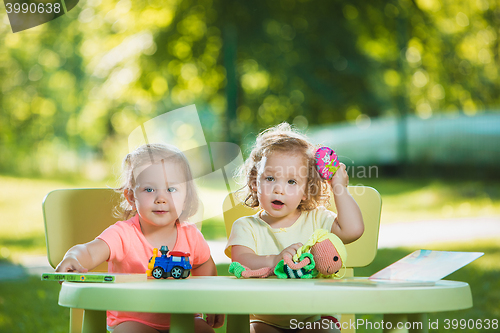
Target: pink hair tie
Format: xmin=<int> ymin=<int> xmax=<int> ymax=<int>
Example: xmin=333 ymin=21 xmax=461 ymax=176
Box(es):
xmin=315 ymin=147 xmax=339 ymax=180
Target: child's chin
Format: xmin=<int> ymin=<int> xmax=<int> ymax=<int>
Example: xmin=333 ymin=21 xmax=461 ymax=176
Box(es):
xmin=268 ymin=210 xmax=288 ymax=218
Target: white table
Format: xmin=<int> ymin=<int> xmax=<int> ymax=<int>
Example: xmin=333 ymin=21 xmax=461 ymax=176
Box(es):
xmin=58 ymin=276 xmax=473 ymax=333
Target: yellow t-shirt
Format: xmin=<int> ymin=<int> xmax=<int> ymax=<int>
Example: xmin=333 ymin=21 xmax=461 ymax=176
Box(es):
xmin=225 ymin=206 xmax=336 ymax=258
xmin=225 ymin=206 xmax=337 ymax=328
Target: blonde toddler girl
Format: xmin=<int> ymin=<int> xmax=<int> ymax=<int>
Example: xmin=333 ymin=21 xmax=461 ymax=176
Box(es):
xmin=56 ymin=143 xmax=224 ymax=333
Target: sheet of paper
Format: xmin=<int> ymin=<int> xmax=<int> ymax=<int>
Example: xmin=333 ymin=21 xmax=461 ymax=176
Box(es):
xmin=369 ymin=250 xmax=483 ymax=282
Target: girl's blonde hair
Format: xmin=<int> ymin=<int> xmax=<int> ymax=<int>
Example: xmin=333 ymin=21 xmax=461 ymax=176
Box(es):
xmin=115 ymin=143 xmax=199 ymax=220
xmin=239 ymin=122 xmax=329 ymax=211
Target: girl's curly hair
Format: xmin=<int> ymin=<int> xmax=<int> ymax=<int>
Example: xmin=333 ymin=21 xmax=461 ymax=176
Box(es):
xmin=237 ymin=122 xmax=330 ymax=211
xmin=114 ymin=143 xmax=199 ymax=221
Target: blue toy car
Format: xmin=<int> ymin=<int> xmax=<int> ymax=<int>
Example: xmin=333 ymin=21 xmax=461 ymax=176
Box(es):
xmin=147 ymin=246 xmax=192 ymax=279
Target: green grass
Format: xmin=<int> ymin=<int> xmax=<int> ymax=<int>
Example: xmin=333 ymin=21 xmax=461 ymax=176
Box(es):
xmin=0 ymin=175 xmax=108 ymax=261
xmin=352 ymin=178 xmax=500 ymax=224
xmin=0 ymin=275 xmax=69 ymax=333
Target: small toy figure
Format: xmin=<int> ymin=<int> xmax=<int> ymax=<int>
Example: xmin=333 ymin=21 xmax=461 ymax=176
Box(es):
xmin=147 ymin=245 xmax=192 ymax=279
xmin=315 ymin=146 xmax=339 ymax=180
xmin=229 ymin=229 xmax=347 ymax=279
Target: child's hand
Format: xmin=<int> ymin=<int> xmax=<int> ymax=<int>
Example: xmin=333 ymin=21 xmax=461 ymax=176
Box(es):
xmin=276 ymin=243 xmax=303 ymax=266
xmin=205 ymin=313 xmax=225 ymax=328
xmin=55 ymin=256 xmax=88 ymax=273
xmin=330 ymin=162 xmax=348 ymax=192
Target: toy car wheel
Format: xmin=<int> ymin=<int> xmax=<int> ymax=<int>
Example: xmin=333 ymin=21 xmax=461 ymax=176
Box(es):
xmin=152 ymin=267 xmax=165 ymax=279
xmin=171 ymin=266 xmax=184 ymax=279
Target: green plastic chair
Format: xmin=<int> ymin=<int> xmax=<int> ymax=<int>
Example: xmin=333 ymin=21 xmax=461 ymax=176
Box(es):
xmin=43 ymin=188 xmax=121 ymax=333
xmin=222 ymin=186 xmax=382 ymax=333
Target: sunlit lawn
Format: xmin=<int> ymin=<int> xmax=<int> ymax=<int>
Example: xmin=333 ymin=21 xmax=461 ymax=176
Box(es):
xmin=354 ymin=177 xmax=500 ymax=224
xmin=0 ymin=175 xmax=107 ymax=261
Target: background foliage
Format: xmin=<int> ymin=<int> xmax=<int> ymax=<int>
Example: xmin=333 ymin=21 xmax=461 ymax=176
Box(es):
xmin=1 ymin=0 xmax=499 ymax=179
xmin=1 ymin=2 xmax=499 ymax=331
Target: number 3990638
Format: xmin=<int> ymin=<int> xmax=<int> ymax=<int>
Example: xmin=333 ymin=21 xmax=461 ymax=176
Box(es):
xmin=5 ymin=2 xmax=61 ymax=14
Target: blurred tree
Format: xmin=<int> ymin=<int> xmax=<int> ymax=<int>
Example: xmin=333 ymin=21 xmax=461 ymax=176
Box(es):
xmin=0 ymin=0 xmax=498 ymax=178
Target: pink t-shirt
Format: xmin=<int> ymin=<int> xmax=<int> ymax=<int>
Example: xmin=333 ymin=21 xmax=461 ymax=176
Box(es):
xmin=97 ymin=214 xmax=211 ymax=330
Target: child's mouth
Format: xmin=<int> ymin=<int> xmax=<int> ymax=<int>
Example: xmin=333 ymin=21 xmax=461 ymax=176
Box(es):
xmin=271 ymin=200 xmax=284 ymax=209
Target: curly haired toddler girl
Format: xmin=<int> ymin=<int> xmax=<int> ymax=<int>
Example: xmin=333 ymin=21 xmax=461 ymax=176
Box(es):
xmin=225 ymin=123 xmax=364 ymax=333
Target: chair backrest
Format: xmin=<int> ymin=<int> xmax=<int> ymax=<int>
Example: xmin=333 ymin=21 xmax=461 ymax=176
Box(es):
xmin=222 ymin=186 xmax=381 ymax=268
xmin=43 ymin=188 xmax=121 ymax=271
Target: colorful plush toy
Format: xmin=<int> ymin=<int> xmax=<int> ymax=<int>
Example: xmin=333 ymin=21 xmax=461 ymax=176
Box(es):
xmin=315 ymin=146 xmax=339 ymax=180
xmin=229 ymin=229 xmax=347 ymax=279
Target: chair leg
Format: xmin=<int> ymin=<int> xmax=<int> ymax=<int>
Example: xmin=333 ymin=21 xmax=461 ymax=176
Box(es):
xmin=81 ymin=309 xmax=107 ymax=333
xmin=226 ymin=314 xmax=250 ymax=333
xmin=340 ymin=314 xmax=356 ymax=333
xmin=408 ymin=314 xmax=428 ymax=333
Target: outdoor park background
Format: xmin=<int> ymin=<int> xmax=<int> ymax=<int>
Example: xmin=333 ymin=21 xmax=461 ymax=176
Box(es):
xmin=1 ymin=0 xmax=500 ymax=332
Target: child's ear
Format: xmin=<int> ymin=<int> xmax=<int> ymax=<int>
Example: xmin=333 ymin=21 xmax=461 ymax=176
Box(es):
xmin=301 ymin=188 xmax=307 ymax=201
xmin=124 ymin=188 xmax=136 ymax=209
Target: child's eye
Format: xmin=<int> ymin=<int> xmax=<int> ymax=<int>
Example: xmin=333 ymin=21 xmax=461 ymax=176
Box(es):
xmin=167 ymin=187 xmax=177 ymax=193
xmin=265 ymin=176 xmax=275 ymax=182
xmin=145 ymin=187 xmax=154 ymax=193
xmin=288 ymin=179 xmax=297 ymax=185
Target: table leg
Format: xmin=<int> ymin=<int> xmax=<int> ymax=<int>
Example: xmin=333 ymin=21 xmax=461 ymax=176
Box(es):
xmin=170 ymin=313 xmax=195 ymax=333
xmin=408 ymin=314 xmax=428 ymax=333
xmin=226 ymin=314 xmax=250 ymax=333
xmin=383 ymin=314 xmax=428 ymax=333
xmin=81 ymin=309 xmax=107 ymax=333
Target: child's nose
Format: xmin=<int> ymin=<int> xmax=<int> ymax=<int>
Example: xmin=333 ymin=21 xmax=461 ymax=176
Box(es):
xmin=273 ymin=183 xmax=284 ymax=194
xmin=154 ymin=191 xmax=170 ymax=204
xmin=154 ymin=196 xmax=166 ymax=204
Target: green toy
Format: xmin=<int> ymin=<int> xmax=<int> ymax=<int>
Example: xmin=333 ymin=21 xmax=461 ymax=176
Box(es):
xmin=229 ymin=229 xmax=347 ymax=279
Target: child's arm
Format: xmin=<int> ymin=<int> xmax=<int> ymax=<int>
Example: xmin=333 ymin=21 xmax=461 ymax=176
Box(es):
xmin=330 ymin=163 xmax=365 ymax=244
xmin=191 ymin=256 xmax=217 ymax=276
xmin=55 ymin=239 xmax=110 ymax=273
xmin=231 ymin=243 xmax=303 ymax=269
